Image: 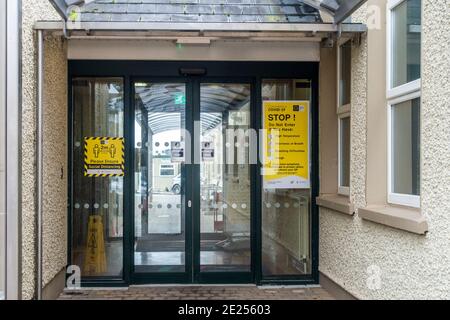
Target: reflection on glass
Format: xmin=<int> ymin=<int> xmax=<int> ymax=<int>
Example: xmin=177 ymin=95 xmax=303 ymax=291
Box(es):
xmin=134 ymin=83 xmax=186 ymax=273
xmin=391 ymin=98 xmax=420 ymax=195
xmin=200 ymin=84 xmax=252 ymax=272
xmin=392 ymin=0 xmax=421 ymax=88
xmin=72 ymin=78 xmax=124 ymax=277
xmin=262 ymin=79 xmax=312 ymax=276
xmin=340 ymin=117 xmax=351 ymax=188
xmin=339 ymin=43 xmax=351 ymax=106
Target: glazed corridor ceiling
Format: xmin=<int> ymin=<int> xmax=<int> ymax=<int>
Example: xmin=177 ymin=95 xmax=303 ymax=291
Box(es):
xmin=135 ymin=83 xmax=251 ymax=135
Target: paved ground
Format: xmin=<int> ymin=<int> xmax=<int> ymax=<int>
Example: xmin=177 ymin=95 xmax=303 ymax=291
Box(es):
xmin=59 ymin=286 xmax=335 ymax=300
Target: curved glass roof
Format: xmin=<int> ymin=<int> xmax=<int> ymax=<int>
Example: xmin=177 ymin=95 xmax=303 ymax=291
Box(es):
xmin=135 ymin=83 xmax=250 ymax=134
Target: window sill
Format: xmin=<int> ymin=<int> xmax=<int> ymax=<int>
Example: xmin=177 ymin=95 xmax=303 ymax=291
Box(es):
xmin=316 ymin=194 xmax=355 ymax=216
xmin=359 ymin=205 xmax=428 ymax=235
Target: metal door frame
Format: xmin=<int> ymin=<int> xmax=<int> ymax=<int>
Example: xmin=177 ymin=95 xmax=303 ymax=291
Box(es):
xmin=68 ymin=61 xmax=319 ymax=287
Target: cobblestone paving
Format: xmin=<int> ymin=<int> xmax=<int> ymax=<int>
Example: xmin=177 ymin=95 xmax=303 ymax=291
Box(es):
xmin=59 ymin=286 xmax=335 ymax=300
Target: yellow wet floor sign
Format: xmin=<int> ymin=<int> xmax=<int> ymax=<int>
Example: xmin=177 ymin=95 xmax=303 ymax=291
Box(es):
xmin=84 ymin=215 xmax=107 ymax=275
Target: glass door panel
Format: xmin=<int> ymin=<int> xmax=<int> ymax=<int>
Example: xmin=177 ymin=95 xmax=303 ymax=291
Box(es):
xmin=134 ymin=82 xmax=187 ymax=273
xmin=261 ymin=79 xmax=312 ymax=276
xmin=199 ymin=83 xmax=252 ymax=273
xmin=71 ymin=78 xmax=125 ymax=278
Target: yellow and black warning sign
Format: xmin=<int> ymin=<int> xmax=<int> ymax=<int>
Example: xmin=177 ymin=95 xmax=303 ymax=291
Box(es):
xmin=83 ymin=215 xmax=107 ymax=275
xmin=84 ymin=137 xmax=125 ymax=177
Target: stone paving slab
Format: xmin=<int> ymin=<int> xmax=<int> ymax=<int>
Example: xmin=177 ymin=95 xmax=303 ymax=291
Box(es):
xmin=59 ymin=286 xmax=335 ymax=300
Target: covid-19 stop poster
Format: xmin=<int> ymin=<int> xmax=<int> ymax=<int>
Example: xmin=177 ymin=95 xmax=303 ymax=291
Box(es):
xmin=262 ymin=101 xmax=310 ymax=189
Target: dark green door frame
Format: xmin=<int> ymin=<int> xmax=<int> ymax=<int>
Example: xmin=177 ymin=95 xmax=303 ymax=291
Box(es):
xmin=131 ymin=77 xmax=194 ymax=285
xmin=68 ymin=61 xmax=320 ymax=287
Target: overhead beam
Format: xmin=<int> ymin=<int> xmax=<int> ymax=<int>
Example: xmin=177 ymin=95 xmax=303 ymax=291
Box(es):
xmin=34 ymin=21 xmax=367 ymax=33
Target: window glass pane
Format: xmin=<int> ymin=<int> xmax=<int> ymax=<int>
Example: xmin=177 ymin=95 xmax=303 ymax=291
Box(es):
xmin=262 ymin=79 xmax=312 ymax=276
xmin=0 ymin=5 xmax=6 ymax=299
xmin=0 ymin=104 xmax=4 ymax=299
xmin=339 ymin=43 xmax=351 ymax=106
xmin=71 ymin=78 xmax=124 ymax=278
xmin=392 ymin=0 xmax=421 ymax=88
xmin=391 ymin=98 xmax=420 ymax=195
xmin=339 ymin=117 xmax=351 ymax=188
xmin=0 ymin=91 xmax=4 ymax=299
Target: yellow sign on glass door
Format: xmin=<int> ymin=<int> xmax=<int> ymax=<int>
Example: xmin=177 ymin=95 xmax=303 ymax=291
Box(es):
xmin=263 ymin=101 xmax=310 ymax=189
xmin=84 ymin=137 xmax=125 ymax=177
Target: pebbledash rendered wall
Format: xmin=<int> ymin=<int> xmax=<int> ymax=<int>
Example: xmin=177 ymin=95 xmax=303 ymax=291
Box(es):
xmin=20 ymin=0 xmax=450 ymax=300
xmin=22 ymin=0 xmax=67 ymax=299
xmin=319 ymin=1 xmax=450 ymax=299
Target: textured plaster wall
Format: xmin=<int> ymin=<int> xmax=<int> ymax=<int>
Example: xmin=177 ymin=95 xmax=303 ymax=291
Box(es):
xmin=319 ymin=1 xmax=450 ymax=299
xmin=21 ymin=0 xmax=64 ymax=299
xmin=42 ymin=37 xmax=68 ymax=289
xmin=349 ymin=6 xmax=368 ymax=210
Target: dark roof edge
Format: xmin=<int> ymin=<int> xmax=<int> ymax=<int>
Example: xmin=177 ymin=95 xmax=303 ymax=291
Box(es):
xmin=49 ymin=0 xmax=68 ymax=20
xmin=34 ymin=21 xmax=367 ymax=33
xmin=334 ymin=0 xmax=368 ymax=24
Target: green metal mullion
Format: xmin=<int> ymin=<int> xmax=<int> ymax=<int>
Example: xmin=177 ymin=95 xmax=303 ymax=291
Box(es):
xmin=67 ymin=68 xmax=74 ymax=280
xmin=192 ymin=78 xmax=201 ymax=283
xmin=310 ymin=68 xmax=320 ymax=283
xmin=123 ymin=75 xmax=133 ymax=285
xmin=185 ymin=78 xmax=195 ymax=283
xmin=253 ymin=77 xmax=263 ymax=285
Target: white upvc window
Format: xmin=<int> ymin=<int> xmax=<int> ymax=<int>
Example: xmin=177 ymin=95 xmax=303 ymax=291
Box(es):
xmin=387 ymin=0 xmax=422 ymax=208
xmin=337 ymin=40 xmax=352 ymax=196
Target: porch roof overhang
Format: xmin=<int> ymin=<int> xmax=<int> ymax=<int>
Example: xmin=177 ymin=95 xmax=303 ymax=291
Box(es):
xmin=40 ymin=1 xmax=367 ymax=43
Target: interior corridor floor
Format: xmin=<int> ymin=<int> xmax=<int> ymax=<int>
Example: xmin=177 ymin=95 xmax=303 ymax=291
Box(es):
xmin=59 ymin=285 xmax=335 ymax=300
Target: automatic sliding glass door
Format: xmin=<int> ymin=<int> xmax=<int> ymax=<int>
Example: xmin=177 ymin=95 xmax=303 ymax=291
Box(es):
xmin=132 ymin=80 xmax=254 ymax=283
xmin=134 ymin=82 xmax=190 ymax=278
xmin=198 ymin=83 xmax=252 ymax=276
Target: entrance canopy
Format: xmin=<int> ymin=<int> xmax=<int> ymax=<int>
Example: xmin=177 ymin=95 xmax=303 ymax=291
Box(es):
xmin=41 ymin=0 xmax=367 ymax=39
